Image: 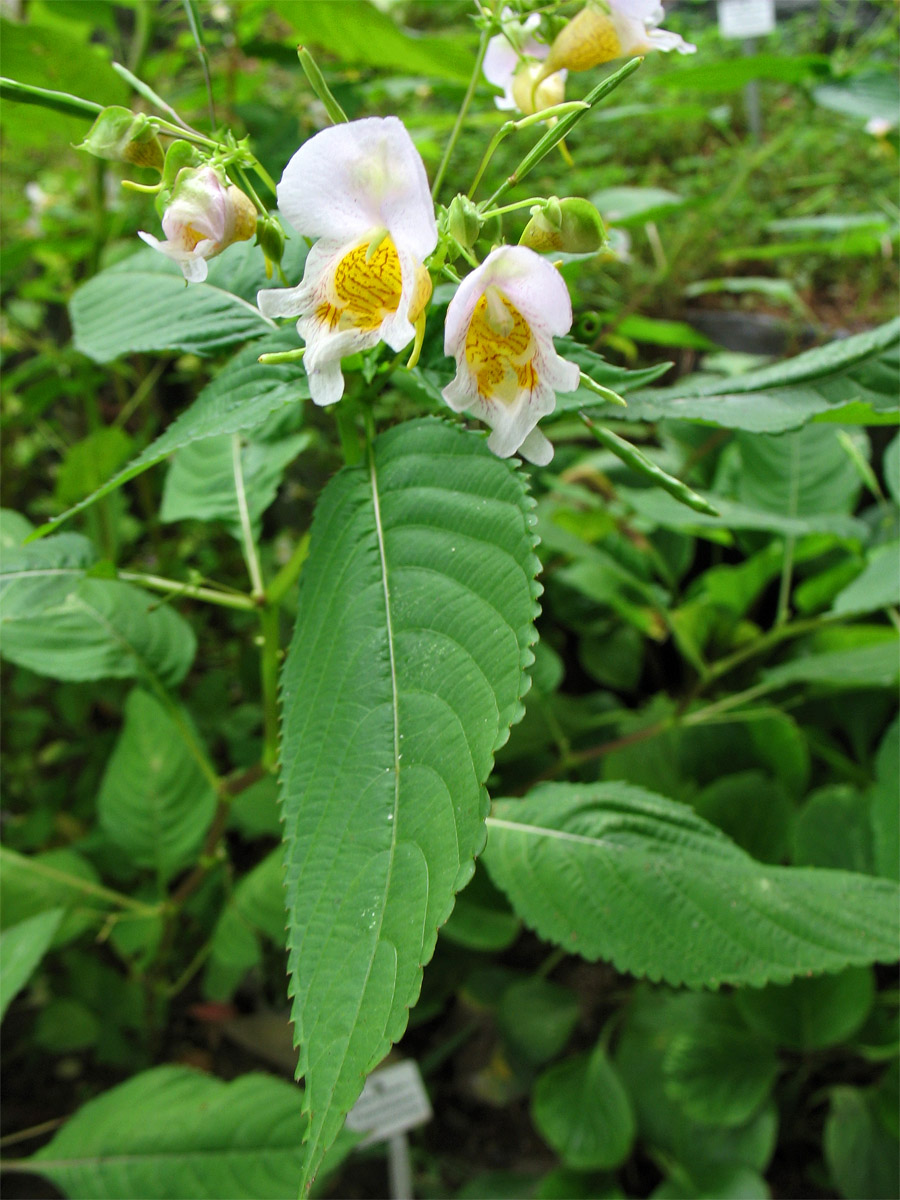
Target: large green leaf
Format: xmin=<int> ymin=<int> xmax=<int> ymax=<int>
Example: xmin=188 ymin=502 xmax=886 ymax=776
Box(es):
xmin=482 ymin=782 xmax=900 ymax=988
xmin=736 ymin=426 xmax=863 ymax=517
xmin=70 ymin=253 xmax=273 ymax=363
xmin=18 ymin=1066 xmax=356 ymax=1199
xmin=0 ymin=531 xmax=96 ymax=616
xmin=279 ymin=418 xmax=539 ymax=1191
xmin=0 ymin=908 xmax=64 ymax=1020
xmin=97 ymin=689 xmax=217 ymax=884
xmin=0 ymin=846 xmax=110 ymax=947
xmin=0 ymin=565 xmax=195 ymax=685
xmin=30 ymin=332 xmax=309 ymax=539
xmin=605 ymin=322 xmax=900 ymax=433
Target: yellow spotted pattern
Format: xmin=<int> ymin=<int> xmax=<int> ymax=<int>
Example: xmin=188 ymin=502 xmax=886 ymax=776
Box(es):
xmin=546 ymin=6 xmax=622 ymax=74
xmin=319 ymin=236 xmax=404 ymax=332
xmin=464 ymin=293 xmax=538 ymax=406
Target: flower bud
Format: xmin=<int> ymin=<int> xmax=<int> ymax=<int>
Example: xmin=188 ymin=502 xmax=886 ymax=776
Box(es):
xmin=78 ymin=106 xmax=164 ymax=172
xmin=139 ymin=167 xmax=257 ymax=283
xmin=447 ymin=194 xmax=482 ymax=250
xmin=519 ymin=196 xmax=607 ymax=254
xmin=510 ymin=61 xmax=567 ymax=116
xmin=256 ymin=214 xmax=286 ymax=269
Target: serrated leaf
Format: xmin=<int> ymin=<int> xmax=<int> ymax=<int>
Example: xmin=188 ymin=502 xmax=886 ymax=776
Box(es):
xmin=483 ymin=782 xmax=900 ymax=987
xmin=0 ymin=908 xmax=64 ymax=1020
xmin=0 ymin=575 xmax=195 ymax=686
xmin=532 ymin=1043 xmax=635 ymax=1170
xmin=30 ymin=332 xmax=309 ymax=540
xmin=663 ymin=995 xmax=778 ymax=1128
xmin=19 ymin=1066 xmax=356 ymax=1199
xmin=98 ymin=689 xmax=217 ymax=883
xmin=279 ymin=418 xmax=539 ymax=1191
xmin=70 ymin=260 xmax=273 ymax=363
xmin=618 ymin=321 xmax=900 ymax=432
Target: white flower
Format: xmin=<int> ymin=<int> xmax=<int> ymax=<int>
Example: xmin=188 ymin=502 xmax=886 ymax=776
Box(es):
xmin=442 ymin=246 xmax=580 ymax=466
xmin=139 ymin=167 xmax=256 ymax=284
xmin=257 ymin=117 xmax=437 ymax=407
xmin=541 ymin=0 xmax=696 ymax=79
xmin=483 ymin=9 xmax=567 ymax=115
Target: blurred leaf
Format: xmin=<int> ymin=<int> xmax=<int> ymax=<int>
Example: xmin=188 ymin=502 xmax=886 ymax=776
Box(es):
xmin=22 ymin=1066 xmax=357 ymax=1199
xmin=31 ymin=332 xmax=309 ymax=540
xmin=651 ymin=1166 xmax=770 ymax=1199
xmin=736 ymin=426 xmax=863 ymax=517
xmin=824 ymin=1086 xmax=900 ymax=1200
xmin=442 ymin=866 xmax=520 ymax=952
xmin=484 ymin=782 xmax=900 ymax=987
xmin=831 ymin=541 xmax=900 ymax=615
xmin=734 ymin=967 xmax=875 ymax=1052
xmin=663 ymin=995 xmax=777 ymax=1129
xmin=590 ymin=186 xmax=686 ymax=225
xmin=532 ymin=1043 xmax=635 ymax=1170
xmin=0 ymin=847 xmax=109 ymax=947
xmin=497 ymin=977 xmax=580 ymax=1067
xmin=883 ymin=435 xmax=900 ymax=505
xmin=814 ymin=72 xmax=900 ymax=128
xmin=161 ymin=430 xmax=311 ymax=538
xmin=269 ymin=0 xmax=472 ymax=81
xmin=0 ymin=508 xmax=35 ymax=549
xmin=55 ymin=428 xmax=134 ymax=506
xmin=0 ymin=908 xmax=64 ymax=1020
xmin=869 ymin=716 xmax=899 ymax=882
xmin=659 ymin=53 xmax=830 ymax=92
xmin=34 ymin=996 xmax=100 ymax=1053
xmin=227 ymin=775 xmax=281 ymax=839
xmin=536 ymin=1168 xmax=623 ymax=1199
xmin=792 ymin=786 xmax=875 ymax=874
xmin=694 ymin=771 xmax=792 ymax=864
xmin=98 ymin=689 xmax=217 ymax=884
xmin=762 ymin=639 xmax=899 ymax=692
xmin=0 ymin=531 xmax=96 ymax=617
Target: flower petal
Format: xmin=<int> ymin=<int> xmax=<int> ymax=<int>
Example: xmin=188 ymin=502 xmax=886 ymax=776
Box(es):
xmin=276 ymin=117 xmax=437 ymax=260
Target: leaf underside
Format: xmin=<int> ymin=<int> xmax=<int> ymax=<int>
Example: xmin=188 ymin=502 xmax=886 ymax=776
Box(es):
xmin=483 ymin=782 xmax=900 ymax=988
xmin=278 ymin=418 xmax=540 ymax=1191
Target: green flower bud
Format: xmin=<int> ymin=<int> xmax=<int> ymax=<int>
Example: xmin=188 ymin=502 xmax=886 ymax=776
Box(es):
xmin=519 ymin=196 xmax=607 ymax=254
xmin=78 ymin=106 xmax=164 ymax=172
xmin=447 ymin=194 xmax=482 ymax=250
xmin=256 ymin=214 xmax=286 ymax=273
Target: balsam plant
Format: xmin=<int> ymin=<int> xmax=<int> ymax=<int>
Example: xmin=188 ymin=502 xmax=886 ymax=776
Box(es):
xmin=1 ymin=2 xmax=898 ymax=1198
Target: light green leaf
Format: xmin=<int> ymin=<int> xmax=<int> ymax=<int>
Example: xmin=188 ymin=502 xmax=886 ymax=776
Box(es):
xmin=269 ymin=0 xmax=473 ymax=81
xmin=824 ymin=1086 xmax=900 ymax=1200
xmin=20 ymin=1066 xmax=356 ymax=1199
xmin=884 ymin=435 xmax=900 ymax=505
xmin=734 ymin=967 xmax=875 ymax=1051
xmin=831 ymin=541 xmax=900 ymax=615
xmin=616 ymin=322 xmax=900 ymax=433
xmin=663 ymin=995 xmax=778 ymax=1128
xmin=736 ymin=426 xmax=863 ymax=518
xmin=161 ymin=429 xmax=311 ymax=537
xmin=483 ymin=782 xmax=900 ymax=987
xmin=1 ymin=575 xmax=195 ymax=686
xmin=814 ymin=71 xmax=900 ymax=127
xmin=30 ymin=332 xmax=308 ymax=539
xmin=0 ymin=532 xmax=96 ymax=617
xmin=0 ymin=508 xmax=34 ymax=549
xmin=0 ymin=908 xmax=64 ymax=1020
xmin=660 ymin=53 xmax=829 ymax=92
xmin=55 ymin=427 xmax=134 ymax=505
xmin=589 ymin=186 xmax=686 ymax=225
xmin=280 ymin=418 xmax=538 ymax=1191
xmin=0 ymin=847 xmax=110 ymax=947
xmin=762 ymin=639 xmax=899 ymax=691
xmin=532 ymin=1043 xmax=635 ymax=1170
xmin=98 ymin=690 xmax=217 ymax=883
xmin=70 ymin=258 xmax=273 ymax=364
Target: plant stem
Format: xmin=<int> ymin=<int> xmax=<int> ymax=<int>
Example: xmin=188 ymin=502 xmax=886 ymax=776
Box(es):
xmin=119 ymin=570 xmax=257 ymax=611
xmin=231 ymin=433 xmax=265 ymax=599
xmin=432 ymin=20 xmax=491 ymax=201
xmin=297 ymin=45 xmax=348 ymax=125
xmin=267 ymin=533 xmax=311 ymax=607
xmin=0 ymin=846 xmax=160 ymax=916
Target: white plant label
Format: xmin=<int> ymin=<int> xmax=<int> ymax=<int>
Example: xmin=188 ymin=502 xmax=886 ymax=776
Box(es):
xmin=718 ymin=0 xmax=776 ymax=39
xmin=345 ymin=1060 xmax=433 ymax=1146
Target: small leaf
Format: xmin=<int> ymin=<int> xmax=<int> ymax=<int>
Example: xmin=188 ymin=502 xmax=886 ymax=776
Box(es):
xmin=98 ymin=689 xmax=217 ymax=883
xmin=0 ymin=847 xmax=110 ymax=947
xmin=280 ymin=418 xmax=539 ymax=1190
xmin=19 ymin=1066 xmax=356 ymax=1199
xmin=762 ymin=639 xmax=899 ymax=691
xmin=792 ymin=786 xmax=875 ymax=874
xmin=663 ymin=995 xmax=778 ymax=1128
xmin=869 ymin=716 xmax=899 ymax=882
xmin=831 ymin=541 xmax=900 ymax=616
xmin=497 ymin=977 xmax=580 ymax=1066
xmin=483 ymin=782 xmax=900 ymax=987
xmin=441 ymin=866 xmax=520 ymax=952
xmin=532 ymin=1042 xmax=635 ymax=1170
xmin=824 ymin=1086 xmax=900 ymax=1200
xmin=0 ymin=908 xmax=64 ymax=1020
xmin=734 ymin=967 xmax=876 ymax=1051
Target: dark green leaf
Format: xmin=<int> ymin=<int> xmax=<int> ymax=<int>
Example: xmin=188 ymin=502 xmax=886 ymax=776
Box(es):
xmin=735 ymin=967 xmax=875 ymax=1051
xmin=532 ymin=1043 xmax=635 ymax=1170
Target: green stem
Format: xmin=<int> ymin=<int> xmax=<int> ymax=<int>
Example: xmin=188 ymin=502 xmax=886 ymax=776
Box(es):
xmin=0 ymin=846 xmax=160 ymax=916
xmin=479 ymin=196 xmax=548 ymax=219
xmin=118 ymin=570 xmax=257 ymax=612
xmin=336 ymin=403 xmax=363 ymax=467
xmin=231 ymin=433 xmax=265 ymax=598
xmin=297 ymin=45 xmax=348 ymax=125
xmin=267 ymin=533 xmax=311 ymax=608
xmin=260 ymin=605 xmax=281 ymax=772
xmin=432 ymin=21 xmax=491 ymax=201
xmin=0 ymin=76 xmax=101 ymax=118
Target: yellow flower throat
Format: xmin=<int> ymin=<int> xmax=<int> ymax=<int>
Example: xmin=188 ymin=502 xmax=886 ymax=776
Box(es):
xmin=316 ymin=235 xmax=431 ymax=333
xmin=465 ymin=288 xmax=538 ymax=405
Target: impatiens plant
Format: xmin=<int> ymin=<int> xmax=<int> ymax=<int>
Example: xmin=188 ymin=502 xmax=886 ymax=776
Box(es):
xmin=2 ymin=2 xmax=898 ymax=1198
